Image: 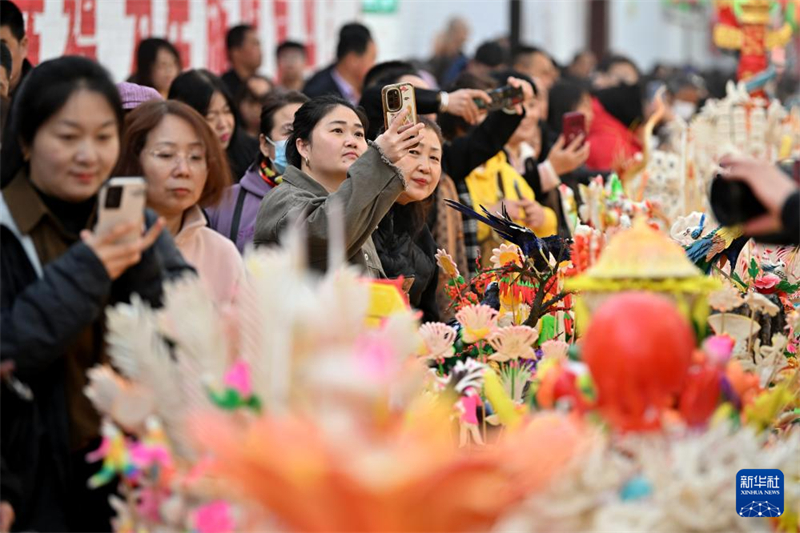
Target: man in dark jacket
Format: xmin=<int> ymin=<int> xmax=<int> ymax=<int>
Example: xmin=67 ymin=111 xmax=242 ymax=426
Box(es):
xmin=0 ymin=0 xmax=34 ymax=98
xmin=303 ymin=22 xmax=376 ymax=105
xmin=220 ymin=24 xmax=263 ymax=98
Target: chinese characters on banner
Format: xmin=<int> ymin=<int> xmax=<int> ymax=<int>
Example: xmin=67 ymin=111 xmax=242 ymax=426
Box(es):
xmin=12 ymin=0 xmax=356 ymax=80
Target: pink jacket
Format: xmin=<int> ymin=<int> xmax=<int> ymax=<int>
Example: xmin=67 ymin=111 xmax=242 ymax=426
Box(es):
xmin=174 ymin=205 xmax=245 ymax=306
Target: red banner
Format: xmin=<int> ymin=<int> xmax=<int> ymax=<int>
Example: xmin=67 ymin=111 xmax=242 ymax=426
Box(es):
xmin=126 ymin=0 xmax=152 ymax=73
xmin=13 ymin=0 xmax=44 ymax=64
xmin=8 ymin=0 xmax=353 ymax=80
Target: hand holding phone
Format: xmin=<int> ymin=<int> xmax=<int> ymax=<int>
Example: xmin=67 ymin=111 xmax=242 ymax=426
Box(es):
xmin=547 ymin=132 xmax=590 ymax=176
xmin=381 ymin=82 xmax=418 ymax=130
xmin=712 ymin=156 xmax=797 ymax=233
xmin=562 ymin=112 xmax=586 ymax=147
xmin=82 ymin=218 xmax=165 ymax=281
xmin=374 ymin=109 xmax=425 ymax=165
xmin=83 ymin=177 xmax=164 ymax=280
xmin=473 ymin=85 xmax=525 ymax=112
xmin=95 ymin=177 xmax=147 ymax=243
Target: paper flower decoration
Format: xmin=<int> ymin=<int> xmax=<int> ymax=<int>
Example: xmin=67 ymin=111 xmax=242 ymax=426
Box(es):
xmin=489 ymin=325 xmax=539 ymax=362
xmin=708 ymin=286 xmax=744 ymax=312
xmin=223 ymin=360 xmax=252 ymax=398
xmin=744 ymin=292 xmax=780 ymax=316
xmin=707 ymin=314 xmax=761 ymax=357
xmin=788 ymin=309 xmax=800 ymax=331
xmin=208 ymin=360 xmax=262 ymax=413
xmin=540 ymin=339 xmax=570 ymax=363
xmin=191 ymin=500 xmax=236 ymax=533
xmin=456 ymin=304 xmax=499 ymax=344
xmin=702 ymin=335 xmax=735 ymax=365
xmin=418 ymin=322 xmax=457 ymax=360
xmin=490 ymin=243 xmax=524 ymax=270
xmin=435 ymin=248 xmax=460 ymax=279
xmin=754 ymin=272 xmax=781 ymax=293
xmin=497 ymin=304 xmax=532 ymax=327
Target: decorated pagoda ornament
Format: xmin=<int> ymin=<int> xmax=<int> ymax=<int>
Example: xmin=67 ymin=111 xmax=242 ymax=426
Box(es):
xmin=565 ymin=218 xmax=721 ymax=332
xmin=713 ymin=0 xmax=796 ymax=88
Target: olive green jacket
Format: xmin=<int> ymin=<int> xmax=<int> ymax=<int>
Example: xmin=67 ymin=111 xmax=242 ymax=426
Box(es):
xmin=253 ymin=143 xmax=405 ymax=277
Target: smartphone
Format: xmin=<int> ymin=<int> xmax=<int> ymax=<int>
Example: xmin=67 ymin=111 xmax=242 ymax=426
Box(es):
xmin=381 ymin=82 xmax=417 ymax=129
xmin=95 ymin=177 xmax=147 ymax=243
xmin=562 ymin=112 xmax=586 ymax=146
xmin=474 ymin=85 xmax=525 ymax=112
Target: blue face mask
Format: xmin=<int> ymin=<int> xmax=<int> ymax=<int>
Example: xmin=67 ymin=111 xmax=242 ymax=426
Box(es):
xmin=269 ymin=138 xmax=289 ymax=174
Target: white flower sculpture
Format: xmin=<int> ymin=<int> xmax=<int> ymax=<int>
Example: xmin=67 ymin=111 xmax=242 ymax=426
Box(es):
xmin=540 ymin=339 xmax=570 ymax=364
xmin=744 ymin=292 xmax=780 ymax=317
xmin=488 ymin=325 xmax=539 ymax=362
xmin=708 ymin=286 xmax=744 ymax=313
xmin=497 ymin=303 xmax=531 ymax=328
xmin=418 ymin=322 xmax=457 ymax=360
xmin=490 ymin=243 xmax=523 ymax=270
xmin=435 ymin=248 xmax=460 ymax=279
xmin=497 ymin=425 xmax=800 ymax=533
xmin=455 ymin=304 xmax=499 ymax=344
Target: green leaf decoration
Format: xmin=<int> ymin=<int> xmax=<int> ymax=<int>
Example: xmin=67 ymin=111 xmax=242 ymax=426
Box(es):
xmin=777 ymin=280 xmax=800 ymax=294
xmin=748 ymin=258 xmax=760 ymax=280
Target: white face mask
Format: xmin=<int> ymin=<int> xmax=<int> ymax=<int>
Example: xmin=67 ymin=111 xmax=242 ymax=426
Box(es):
xmin=672 ymin=100 xmax=696 ymax=122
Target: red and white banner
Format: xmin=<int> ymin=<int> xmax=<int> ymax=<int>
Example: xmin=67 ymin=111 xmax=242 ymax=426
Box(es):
xmin=13 ymin=0 xmax=360 ymax=81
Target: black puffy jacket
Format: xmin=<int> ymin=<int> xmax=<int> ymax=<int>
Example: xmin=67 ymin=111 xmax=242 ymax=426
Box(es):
xmin=372 ymin=204 xmax=440 ymax=323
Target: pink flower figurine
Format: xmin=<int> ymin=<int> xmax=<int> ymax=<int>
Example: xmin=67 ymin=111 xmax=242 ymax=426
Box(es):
xmin=755 ymin=273 xmax=781 ymax=294
xmin=223 ymin=360 xmax=252 ymax=398
xmin=192 ymin=500 xmax=235 ymax=533
xmin=702 ymin=335 xmax=735 ymax=366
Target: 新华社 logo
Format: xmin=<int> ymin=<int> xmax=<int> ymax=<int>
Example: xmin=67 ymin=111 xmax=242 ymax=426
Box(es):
xmin=736 ymin=469 xmax=784 ymax=518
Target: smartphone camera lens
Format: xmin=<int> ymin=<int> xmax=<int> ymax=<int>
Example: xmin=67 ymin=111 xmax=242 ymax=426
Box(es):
xmin=105 ymin=185 xmax=123 ymax=209
xmin=387 ymin=88 xmax=402 ymax=112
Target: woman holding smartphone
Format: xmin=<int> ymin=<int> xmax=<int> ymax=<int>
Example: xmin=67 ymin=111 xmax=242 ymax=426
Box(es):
xmin=372 ymin=117 xmax=444 ymax=322
xmin=254 ymin=95 xmax=423 ymax=276
xmin=114 ymin=99 xmax=245 ymax=307
xmin=0 ymin=56 xmax=192 ymax=532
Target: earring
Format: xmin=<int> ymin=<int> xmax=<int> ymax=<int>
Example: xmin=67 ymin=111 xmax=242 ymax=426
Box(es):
xmin=304 ymin=157 xmax=310 ymax=168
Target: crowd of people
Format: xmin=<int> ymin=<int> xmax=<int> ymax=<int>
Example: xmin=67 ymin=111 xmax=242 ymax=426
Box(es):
xmin=0 ymin=0 xmax=799 ymax=531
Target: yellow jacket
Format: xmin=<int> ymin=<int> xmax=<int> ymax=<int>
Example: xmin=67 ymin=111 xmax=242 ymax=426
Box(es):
xmin=465 ymin=151 xmax=557 ymax=265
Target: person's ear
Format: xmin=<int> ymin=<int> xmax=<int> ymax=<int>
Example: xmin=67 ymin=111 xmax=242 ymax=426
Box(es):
xmin=259 ymin=134 xmax=270 ymax=158
xmin=20 ymin=35 xmax=28 ymax=57
xmin=296 ymin=138 xmax=310 ymax=164
xmin=19 ymin=138 xmax=30 ymax=161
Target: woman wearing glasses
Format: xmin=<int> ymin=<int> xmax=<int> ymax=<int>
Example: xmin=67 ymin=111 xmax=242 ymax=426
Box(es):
xmin=114 ymin=99 xmax=244 ymax=306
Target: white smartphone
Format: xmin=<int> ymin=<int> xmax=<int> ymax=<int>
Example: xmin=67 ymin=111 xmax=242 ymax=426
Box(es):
xmin=95 ymin=177 xmax=147 ymax=243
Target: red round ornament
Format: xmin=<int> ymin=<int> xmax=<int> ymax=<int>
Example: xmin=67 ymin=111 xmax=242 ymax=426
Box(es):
xmin=582 ymin=292 xmax=696 ymax=431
